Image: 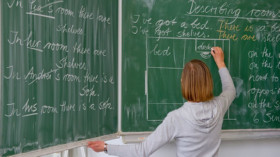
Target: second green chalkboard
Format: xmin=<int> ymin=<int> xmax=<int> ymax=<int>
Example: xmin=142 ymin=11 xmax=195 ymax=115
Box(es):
xmin=122 ymin=0 xmax=280 ymax=132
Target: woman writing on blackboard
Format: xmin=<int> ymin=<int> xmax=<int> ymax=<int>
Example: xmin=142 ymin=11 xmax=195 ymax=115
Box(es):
xmin=88 ymin=47 xmax=236 ymax=157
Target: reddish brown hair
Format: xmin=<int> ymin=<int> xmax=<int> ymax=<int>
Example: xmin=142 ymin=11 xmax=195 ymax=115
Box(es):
xmin=181 ymin=59 xmax=213 ymax=102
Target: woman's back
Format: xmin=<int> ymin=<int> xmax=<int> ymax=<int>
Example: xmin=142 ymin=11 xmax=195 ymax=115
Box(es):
xmin=170 ymin=67 xmax=236 ymax=157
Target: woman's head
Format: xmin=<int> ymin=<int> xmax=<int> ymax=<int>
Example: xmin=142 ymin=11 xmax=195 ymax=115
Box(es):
xmin=181 ymin=59 xmax=213 ymax=102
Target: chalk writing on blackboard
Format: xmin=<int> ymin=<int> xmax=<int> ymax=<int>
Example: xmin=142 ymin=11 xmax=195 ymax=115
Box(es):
xmin=1 ymin=0 xmax=118 ymax=155
xmin=122 ymin=0 xmax=280 ymax=133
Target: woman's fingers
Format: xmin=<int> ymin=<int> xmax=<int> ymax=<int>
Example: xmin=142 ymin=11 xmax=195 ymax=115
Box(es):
xmin=211 ymin=47 xmax=226 ymax=69
xmin=88 ymin=141 xmax=105 ymax=152
xmin=211 ymin=48 xmax=215 ymax=56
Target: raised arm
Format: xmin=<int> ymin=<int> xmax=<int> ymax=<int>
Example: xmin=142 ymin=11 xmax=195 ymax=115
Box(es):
xmin=211 ymin=47 xmax=236 ymax=113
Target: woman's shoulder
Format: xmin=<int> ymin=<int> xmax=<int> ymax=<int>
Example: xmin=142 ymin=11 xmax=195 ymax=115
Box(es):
xmin=166 ymin=104 xmax=188 ymax=119
xmin=166 ymin=109 xmax=179 ymax=118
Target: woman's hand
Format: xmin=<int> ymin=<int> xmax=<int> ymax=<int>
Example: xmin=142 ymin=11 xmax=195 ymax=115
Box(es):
xmin=211 ymin=47 xmax=226 ymax=69
xmin=88 ymin=141 xmax=106 ymax=152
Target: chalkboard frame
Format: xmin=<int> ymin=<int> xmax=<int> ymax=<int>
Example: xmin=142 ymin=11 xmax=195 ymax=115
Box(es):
xmin=8 ymin=134 xmax=118 ymax=157
xmin=1 ymin=0 xmax=280 ymax=156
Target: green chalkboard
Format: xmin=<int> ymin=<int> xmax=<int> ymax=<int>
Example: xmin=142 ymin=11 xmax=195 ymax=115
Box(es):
xmin=0 ymin=0 xmax=118 ymax=156
xmin=122 ymin=0 xmax=280 ymax=132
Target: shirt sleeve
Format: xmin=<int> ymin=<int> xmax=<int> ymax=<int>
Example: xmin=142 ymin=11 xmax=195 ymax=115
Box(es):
xmin=107 ymin=113 xmax=176 ymax=157
xmin=217 ymin=67 xmax=236 ymax=114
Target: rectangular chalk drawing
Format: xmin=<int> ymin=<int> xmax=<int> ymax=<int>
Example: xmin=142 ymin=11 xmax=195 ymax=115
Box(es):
xmin=145 ymin=36 xmax=236 ymax=121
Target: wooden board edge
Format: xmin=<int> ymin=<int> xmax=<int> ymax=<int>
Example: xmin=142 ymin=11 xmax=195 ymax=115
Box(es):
xmin=221 ymin=129 xmax=280 ymax=140
xmin=120 ymin=129 xmax=280 ymax=143
xmin=117 ymin=0 xmax=123 ymax=135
